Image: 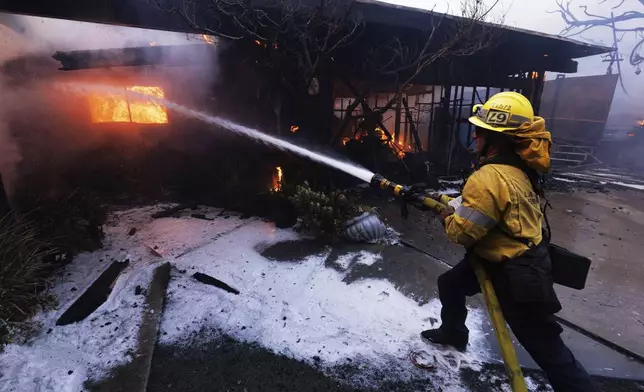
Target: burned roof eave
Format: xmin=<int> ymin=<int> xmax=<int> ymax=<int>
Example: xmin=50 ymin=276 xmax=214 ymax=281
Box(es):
xmin=1 ymin=0 xmax=610 ymax=63
xmin=13 ymin=0 xmax=609 ymax=77
xmin=353 ymin=0 xmax=610 ymax=60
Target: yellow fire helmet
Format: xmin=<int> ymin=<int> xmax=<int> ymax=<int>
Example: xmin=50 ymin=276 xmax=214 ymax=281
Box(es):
xmin=469 ymin=91 xmax=534 ymax=133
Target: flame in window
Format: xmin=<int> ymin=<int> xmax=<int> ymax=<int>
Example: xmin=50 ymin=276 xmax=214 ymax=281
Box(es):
xmin=127 ymin=86 xmax=168 ymax=124
xmin=89 ymin=86 xmax=168 ymax=124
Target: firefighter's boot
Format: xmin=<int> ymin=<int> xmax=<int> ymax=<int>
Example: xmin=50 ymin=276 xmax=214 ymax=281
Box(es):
xmin=421 ymin=328 xmax=468 ymax=352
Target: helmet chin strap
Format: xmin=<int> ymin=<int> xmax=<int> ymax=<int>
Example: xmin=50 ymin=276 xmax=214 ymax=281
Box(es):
xmin=476 ymin=129 xmax=517 ymax=167
xmin=479 ymin=138 xmax=491 ymax=161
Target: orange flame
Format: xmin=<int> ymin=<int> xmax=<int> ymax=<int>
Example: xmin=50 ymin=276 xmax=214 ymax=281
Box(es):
xmin=127 ymin=86 xmax=168 ymax=124
xmin=271 ymin=167 xmax=283 ymax=192
xmin=89 ymin=86 xmax=168 ymax=124
xmin=88 ymin=92 xmax=130 ymax=123
xmin=290 ymin=125 xmax=300 ymax=133
xmin=375 ymin=127 xmax=388 ymax=141
xmin=201 ymin=34 xmax=215 ymax=44
xmin=387 ymin=141 xmax=405 ymax=158
xmin=342 ymin=137 xmax=350 ymax=146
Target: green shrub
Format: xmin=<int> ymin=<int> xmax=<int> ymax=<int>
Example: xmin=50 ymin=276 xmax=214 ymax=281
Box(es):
xmin=287 ymin=182 xmax=372 ymax=235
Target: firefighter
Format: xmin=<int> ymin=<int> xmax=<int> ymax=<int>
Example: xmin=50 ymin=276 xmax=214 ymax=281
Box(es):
xmin=422 ymin=92 xmax=597 ymax=392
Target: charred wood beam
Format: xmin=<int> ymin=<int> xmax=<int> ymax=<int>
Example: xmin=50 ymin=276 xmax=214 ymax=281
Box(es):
xmin=193 ymin=272 xmax=240 ymax=295
xmin=401 ymin=97 xmax=423 ymax=153
xmin=329 ymin=77 xmax=367 ymax=146
xmin=377 ymin=121 xmax=410 ymax=173
xmin=0 ymin=173 xmax=10 ymax=217
xmin=394 ymin=98 xmax=401 ymax=141
xmin=53 ymin=45 xmax=216 ymax=71
xmin=334 ymin=50 xmax=579 ymax=89
xmin=57 ymin=260 xmax=130 ymax=326
xmin=151 ymin=203 xmax=197 ymax=219
xmin=404 ymin=60 xmax=577 ymax=86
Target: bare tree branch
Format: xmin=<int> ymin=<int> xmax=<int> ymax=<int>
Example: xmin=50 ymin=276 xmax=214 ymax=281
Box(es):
xmin=361 ymin=0 xmax=498 ymax=115
xmin=152 ymin=0 xmax=365 ymax=91
xmin=553 ymin=0 xmax=644 ymax=77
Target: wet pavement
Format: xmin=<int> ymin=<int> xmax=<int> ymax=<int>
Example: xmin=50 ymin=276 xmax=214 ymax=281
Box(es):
xmin=372 ymin=189 xmax=644 ymax=380
xmin=546 ymin=190 xmax=644 ymax=361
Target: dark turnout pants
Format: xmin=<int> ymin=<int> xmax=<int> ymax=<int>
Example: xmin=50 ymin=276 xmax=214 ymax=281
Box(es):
xmin=438 ymin=258 xmax=597 ymax=392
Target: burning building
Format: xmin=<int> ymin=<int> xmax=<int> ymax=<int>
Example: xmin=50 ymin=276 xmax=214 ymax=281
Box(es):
xmin=0 ymin=1 xmax=611 ymax=207
xmin=0 ymin=21 xmax=295 ymax=212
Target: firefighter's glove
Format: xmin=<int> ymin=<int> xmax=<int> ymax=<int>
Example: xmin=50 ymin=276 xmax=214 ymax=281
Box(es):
xmin=439 ymin=205 xmax=455 ymax=222
xmin=426 ymin=192 xmax=442 ymax=202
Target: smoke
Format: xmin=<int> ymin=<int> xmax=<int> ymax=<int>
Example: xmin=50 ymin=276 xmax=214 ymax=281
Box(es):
xmin=0 ymin=12 xmax=220 ymax=199
xmin=0 ymin=20 xmax=33 ymax=196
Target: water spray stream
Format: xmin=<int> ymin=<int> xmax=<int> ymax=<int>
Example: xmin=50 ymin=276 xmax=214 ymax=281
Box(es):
xmin=64 ymin=83 xmax=375 ymax=183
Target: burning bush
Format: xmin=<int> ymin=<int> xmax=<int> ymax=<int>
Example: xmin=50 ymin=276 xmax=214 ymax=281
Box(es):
xmin=0 ymin=214 xmax=57 ymax=346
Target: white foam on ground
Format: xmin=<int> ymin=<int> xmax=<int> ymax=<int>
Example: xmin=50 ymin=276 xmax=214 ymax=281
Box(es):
xmin=0 ymin=204 xmax=244 ymax=392
xmin=160 ymin=218 xmax=490 ymax=389
xmin=439 ymin=179 xmax=464 ymax=186
xmin=611 ymin=181 xmax=644 ymax=191
xmin=553 ymin=173 xmax=644 ymax=191
xmin=0 ymin=204 xmax=500 ymax=391
xmin=441 ymin=188 xmax=462 ymax=196
xmin=0 ymin=205 xmax=180 ymax=392
xmin=332 ymin=250 xmax=382 ymax=270
xmin=526 ymin=375 xmax=553 ymax=391
xmin=553 ymin=177 xmax=578 ymax=183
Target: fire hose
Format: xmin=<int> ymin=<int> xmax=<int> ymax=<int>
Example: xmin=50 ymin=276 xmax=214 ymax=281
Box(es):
xmin=370 ymin=174 xmax=528 ymax=392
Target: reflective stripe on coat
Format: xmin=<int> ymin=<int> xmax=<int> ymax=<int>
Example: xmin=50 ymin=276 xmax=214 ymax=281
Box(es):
xmin=444 ymin=163 xmax=543 ymax=262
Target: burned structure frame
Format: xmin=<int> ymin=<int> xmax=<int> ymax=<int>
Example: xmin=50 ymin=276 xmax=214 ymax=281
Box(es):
xmin=1 ymin=0 xmax=611 ymax=179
